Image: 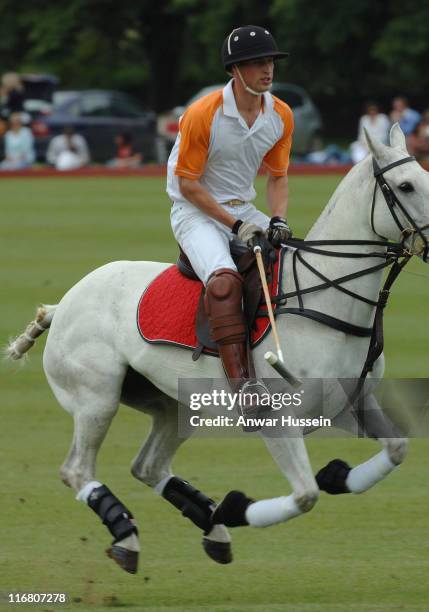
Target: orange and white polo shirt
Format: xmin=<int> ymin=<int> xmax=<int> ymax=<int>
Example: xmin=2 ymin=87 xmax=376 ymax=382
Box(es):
xmin=166 ymin=79 xmax=294 ymax=205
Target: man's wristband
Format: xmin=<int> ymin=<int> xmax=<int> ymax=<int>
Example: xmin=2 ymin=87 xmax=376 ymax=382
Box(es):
xmin=232 ymin=219 xmax=244 ymax=235
xmin=270 ymin=216 xmax=287 ymax=224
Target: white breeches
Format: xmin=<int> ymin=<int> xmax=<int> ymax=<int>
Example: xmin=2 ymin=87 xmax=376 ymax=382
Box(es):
xmin=170 ymin=200 xmax=270 ymax=284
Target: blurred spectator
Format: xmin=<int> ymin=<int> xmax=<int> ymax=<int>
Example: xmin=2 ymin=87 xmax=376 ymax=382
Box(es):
xmin=305 ymin=145 xmax=350 ymax=164
xmin=107 ymin=132 xmax=143 ymax=168
xmin=0 ymin=72 xmax=25 ymax=136
xmin=350 ymin=101 xmax=390 ymax=164
xmin=0 ymin=72 xmax=24 ymax=117
xmin=46 ymin=126 xmax=90 ymax=171
xmin=0 ymin=84 xmax=7 ymax=137
xmin=407 ymin=110 xmax=429 ymax=161
xmin=0 ymin=112 xmax=35 ymax=170
xmin=390 ymin=97 xmax=421 ymax=135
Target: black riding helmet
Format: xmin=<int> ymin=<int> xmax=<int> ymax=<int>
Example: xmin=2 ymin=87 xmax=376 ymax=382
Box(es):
xmin=222 ymin=25 xmax=289 ymax=71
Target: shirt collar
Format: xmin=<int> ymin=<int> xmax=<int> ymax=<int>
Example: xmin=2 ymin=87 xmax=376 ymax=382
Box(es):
xmin=222 ymin=79 xmax=274 ymax=118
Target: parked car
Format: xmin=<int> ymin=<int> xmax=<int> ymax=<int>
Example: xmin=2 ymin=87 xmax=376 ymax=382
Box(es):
xmin=30 ymin=90 xmax=160 ymax=163
xmin=158 ymin=82 xmax=323 ymax=157
xmin=21 ymin=73 xmax=59 ymax=117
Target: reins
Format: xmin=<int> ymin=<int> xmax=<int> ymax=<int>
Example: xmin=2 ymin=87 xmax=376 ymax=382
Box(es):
xmin=257 ymin=240 xmax=411 ymax=371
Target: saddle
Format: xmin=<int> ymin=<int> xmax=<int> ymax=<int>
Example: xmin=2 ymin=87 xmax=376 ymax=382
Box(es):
xmin=137 ymin=245 xmax=283 ymax=358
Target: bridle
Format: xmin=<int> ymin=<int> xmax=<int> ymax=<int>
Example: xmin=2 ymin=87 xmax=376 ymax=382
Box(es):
xmin=371 ymin=155 xmax=429 ymax=262
xmin=259 ymin=154 xmax=428 ymax=434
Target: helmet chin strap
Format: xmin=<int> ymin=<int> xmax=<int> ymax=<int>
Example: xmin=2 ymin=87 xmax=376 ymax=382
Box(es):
xmin=235 ymin=65 xmax=268 ymax=97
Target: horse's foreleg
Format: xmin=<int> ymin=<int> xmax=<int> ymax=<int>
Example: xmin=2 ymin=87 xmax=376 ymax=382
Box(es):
xmin=317 ymin=393 xmax=408 ymax=495
xmin=131 ymin=401 xmax=232 ymax=564
xmin=213 ymin=431 xmax=319 ymax=529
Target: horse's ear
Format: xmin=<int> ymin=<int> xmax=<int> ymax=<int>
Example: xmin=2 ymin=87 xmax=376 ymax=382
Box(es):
xmin=363 ymin=128 xmax=391 ymax=165
xmin=389 ymin=122 xmax=408 ymax=152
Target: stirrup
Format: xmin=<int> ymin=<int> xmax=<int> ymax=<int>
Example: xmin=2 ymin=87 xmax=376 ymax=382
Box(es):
xmin=236 ymin=379 xmax=271 ymax=419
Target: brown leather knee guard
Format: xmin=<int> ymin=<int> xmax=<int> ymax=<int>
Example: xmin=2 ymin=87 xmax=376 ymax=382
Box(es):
xmin=205 ymin=268 xmax=246 ymax=345
xmin=204 ymin=268 xmax=249 ymax=383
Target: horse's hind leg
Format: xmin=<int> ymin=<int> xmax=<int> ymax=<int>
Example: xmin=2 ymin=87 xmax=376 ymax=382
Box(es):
xmin=61 ymin=404 xmax=115 ymax=492
xmin=46 ymin=359 xmax=140 ymax=574
xmin=316 ymin=392 xmax=408 ymax=495
xmin=130 ymin=398 xmax=232 ymax=564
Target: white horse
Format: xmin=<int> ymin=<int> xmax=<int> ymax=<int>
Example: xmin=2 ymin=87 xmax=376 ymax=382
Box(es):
xmin=6 ymin=125 xmax=429 ymax=574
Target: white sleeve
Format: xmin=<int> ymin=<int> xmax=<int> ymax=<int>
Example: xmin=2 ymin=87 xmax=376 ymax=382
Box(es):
xmin=46 ymin=137 xmax=59 ymax=164
xmin=357 ymin=116 xmax=366 ymax=143
xmin=381 ymin=115 xmax=392 ymax=144
xmin=76 ymin=135 xmax=90 ymax=163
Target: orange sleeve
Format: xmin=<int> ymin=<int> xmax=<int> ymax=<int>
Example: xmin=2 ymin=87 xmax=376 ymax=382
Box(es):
xmin=263 ymin=100 xmax=294 ymax=176
xmin=174 ymin=91 xmax=222 ymax=180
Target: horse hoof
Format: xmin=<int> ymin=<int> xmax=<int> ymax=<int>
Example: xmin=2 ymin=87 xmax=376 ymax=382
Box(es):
xmin=202 ymin=537 xmax=233 ymax=564
xmin=106 ymin=545 xmax=139 ymax=574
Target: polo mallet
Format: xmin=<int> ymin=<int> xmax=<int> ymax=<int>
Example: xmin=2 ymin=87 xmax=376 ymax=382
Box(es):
xmin=253 ymin=245 xmax=302 ymax=388
xmin=265 ymin=351 xmax=302 ymax=388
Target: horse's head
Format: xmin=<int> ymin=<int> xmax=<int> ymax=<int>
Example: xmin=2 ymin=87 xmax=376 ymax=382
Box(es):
xmin=364 ymin=124 xmax=429 ymax=261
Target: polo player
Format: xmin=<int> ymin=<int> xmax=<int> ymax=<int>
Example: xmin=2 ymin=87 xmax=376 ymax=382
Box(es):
xmin=167 ymin=25 xmax=294 ymax=408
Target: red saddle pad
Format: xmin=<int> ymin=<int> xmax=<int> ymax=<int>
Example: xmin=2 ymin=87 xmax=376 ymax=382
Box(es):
xmin=137 ymin=254 xmax=283 ymax=356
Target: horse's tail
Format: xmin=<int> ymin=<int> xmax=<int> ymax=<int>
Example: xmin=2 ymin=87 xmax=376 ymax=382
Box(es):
xmin=4 ymin=304 xmax=57 ymax=361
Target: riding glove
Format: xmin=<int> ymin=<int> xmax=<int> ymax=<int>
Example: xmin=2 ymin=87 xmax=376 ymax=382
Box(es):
xmin=267 ymin=216 xmax=292 ymax=247
xmin=234 ymin=220 xmax=264 ymax=245
xmin=233 ymin=220 xmax=276 ymax=263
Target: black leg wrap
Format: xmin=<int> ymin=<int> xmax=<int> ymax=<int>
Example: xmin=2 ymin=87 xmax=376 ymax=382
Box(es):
xmin=87 ymin=485 xmax=138 ymax=543
xmin=315 ymin=459 xmax=352 ymax=495
xmin=162 ymin=477 xmax=215 ymax=533
xmin=212 ymin=491 xmax=254 ymax=527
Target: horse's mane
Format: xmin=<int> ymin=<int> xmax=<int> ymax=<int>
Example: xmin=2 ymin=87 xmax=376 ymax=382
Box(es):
xmin=305 ymin=156 xmax=372 ymax=240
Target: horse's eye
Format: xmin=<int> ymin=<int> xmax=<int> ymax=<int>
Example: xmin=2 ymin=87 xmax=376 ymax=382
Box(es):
xmin=399 ymin=182 xmax=414 ymax=193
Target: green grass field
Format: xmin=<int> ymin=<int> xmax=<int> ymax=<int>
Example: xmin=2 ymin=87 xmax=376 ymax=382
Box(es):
xmin=1 ymin=176 xmax=429 ymax=611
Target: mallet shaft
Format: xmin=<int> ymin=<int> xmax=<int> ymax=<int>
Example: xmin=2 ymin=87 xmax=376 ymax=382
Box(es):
xmin=254 ymin=247 xmax=283 ymax=361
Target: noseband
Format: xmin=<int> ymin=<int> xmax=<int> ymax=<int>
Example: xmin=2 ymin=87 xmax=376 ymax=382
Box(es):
xmin=371 ymin=155 xmax=429 ymax=261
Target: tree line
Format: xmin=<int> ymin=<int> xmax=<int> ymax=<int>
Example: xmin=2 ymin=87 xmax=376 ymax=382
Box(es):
xmin=1 ymin=0 xmax=428 ymax=136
